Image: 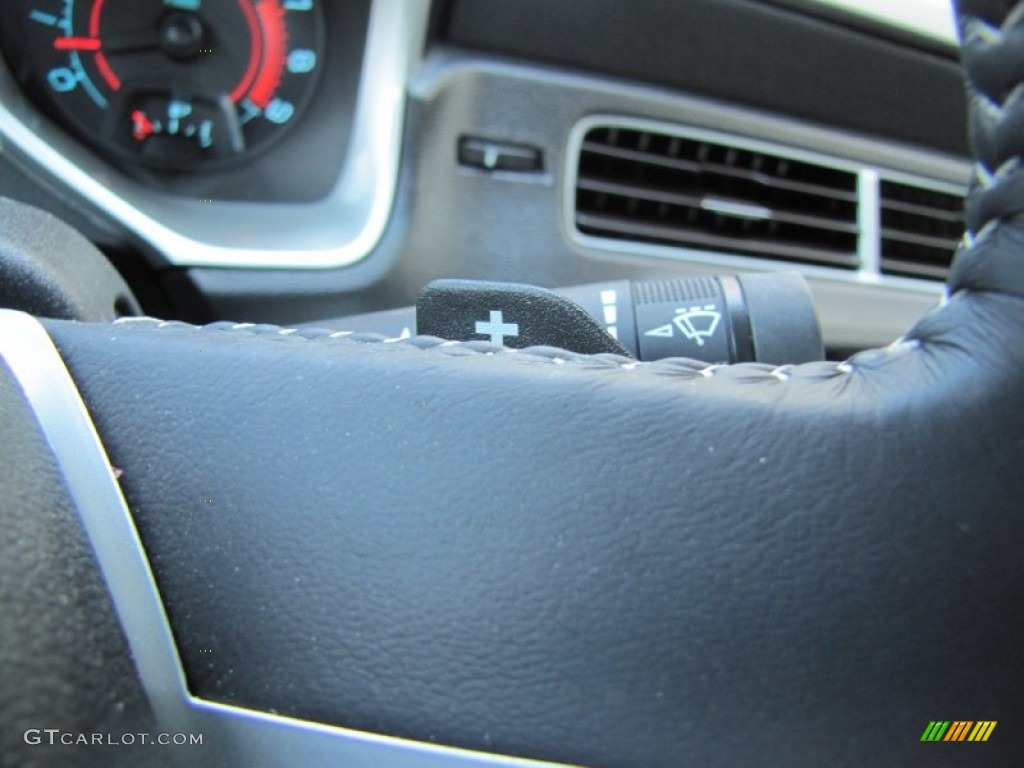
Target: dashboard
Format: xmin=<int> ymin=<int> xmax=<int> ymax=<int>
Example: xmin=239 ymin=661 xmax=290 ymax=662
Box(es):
xmin=7 ymin=4 xmax=1024 ymax=768
xmin=0 ymin=0 xmax=969 ymax=353
xmin=1 ymin=0 xmax=329 ymax=178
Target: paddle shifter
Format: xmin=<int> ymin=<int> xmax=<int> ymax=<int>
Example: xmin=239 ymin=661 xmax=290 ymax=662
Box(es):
xmin=328 ymin=272 xmax=823 ymax=365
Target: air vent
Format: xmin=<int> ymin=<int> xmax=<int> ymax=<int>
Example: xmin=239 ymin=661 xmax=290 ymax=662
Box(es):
xmin=574 ymin=125 xmax=860 ymax=269
xmin=880 ymin=180 xmax=964 ymax=280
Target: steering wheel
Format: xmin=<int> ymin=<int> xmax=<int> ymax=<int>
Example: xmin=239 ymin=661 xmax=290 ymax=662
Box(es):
xmin=2 ymin=1 xmax=1021 ymax=766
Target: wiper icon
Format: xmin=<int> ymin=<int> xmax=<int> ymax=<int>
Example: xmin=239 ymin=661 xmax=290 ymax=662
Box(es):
xmin=673 ymin=305 xmax=722 ymax=347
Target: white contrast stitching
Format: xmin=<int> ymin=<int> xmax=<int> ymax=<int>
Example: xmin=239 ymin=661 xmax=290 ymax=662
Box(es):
xmin=1004 ymin=81 xmax=1024 ymax=112
xmin=965 ymin=16 xmax=1004 ymax=45
xmin=886 ymin=338 xmax=922 ymax=354
xmin=1005 ymin=3 xmax=1024 ymax=31
xmin=120 ymin=321 xmax=869 ymax=381
xmin=992 ymin=155 xmax=1021 ymax=182
xmin=974 ymin=217 xmax=1000 ymax=245
xmin=975 ymin=162 xmax=995 ymax=189
xmin=113 ymin=316 xmax=161 ymax=325
xmin=977 ymin=92 xmax=1007 ymax=122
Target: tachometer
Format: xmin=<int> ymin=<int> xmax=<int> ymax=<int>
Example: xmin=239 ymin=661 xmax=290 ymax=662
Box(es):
xmin=1 ymin=0 xmax=323 ymax=170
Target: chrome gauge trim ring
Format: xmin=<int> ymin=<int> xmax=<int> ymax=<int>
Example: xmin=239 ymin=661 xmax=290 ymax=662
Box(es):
xmin=0 ymin=0 xmax=429 ymax=269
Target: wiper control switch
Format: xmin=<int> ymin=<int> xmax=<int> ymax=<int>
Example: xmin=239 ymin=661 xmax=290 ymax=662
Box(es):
xmin=415 ymin=273 xmax=822 ymax=365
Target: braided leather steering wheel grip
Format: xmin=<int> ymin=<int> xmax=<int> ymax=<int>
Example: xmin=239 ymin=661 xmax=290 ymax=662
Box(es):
xmin=0 ymin=1 xmax=1022 ymax=767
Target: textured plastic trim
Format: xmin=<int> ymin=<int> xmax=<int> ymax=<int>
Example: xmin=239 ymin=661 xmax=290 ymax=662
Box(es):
xmin=563 ymin=114 xmax=966 ymax=294
xmin=0 ymin=309 xmax=570 ymax=768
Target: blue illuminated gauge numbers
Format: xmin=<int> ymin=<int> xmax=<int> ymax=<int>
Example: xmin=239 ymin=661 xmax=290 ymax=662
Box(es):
xmin=3 ymin=0 xmax=324 ymax=170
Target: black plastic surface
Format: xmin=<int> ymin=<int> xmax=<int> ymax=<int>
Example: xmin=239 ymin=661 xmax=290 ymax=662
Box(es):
xmin=737 ymin=271 xmax=824 ymax=364
xmin=179 ymin=52 xmax=953 ymax=350
xmin=417 ymin=278 xmax=629 ymax=354
xmin=562 ymin=274 xmax=822 ymax=364
xmin=313 ymin=272 xmax=823 ymax=365
xmin=0 ymin=197 xmax=140 ymax=321
xmin=631 ymin=276 xmax=737 ymax=363
xmin=457 ymin=137 xmax=544 ymax=172
xmin=444 ymin=0 xmax=968 ymax=155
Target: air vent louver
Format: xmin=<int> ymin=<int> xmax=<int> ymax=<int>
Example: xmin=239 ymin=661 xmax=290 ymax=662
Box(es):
xmin=574 ymin=126 xmax=860 ymax=268
xmin=880 ymin=180 xmax=965 ymax=280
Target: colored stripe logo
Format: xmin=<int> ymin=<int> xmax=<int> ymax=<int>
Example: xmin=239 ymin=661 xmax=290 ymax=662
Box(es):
xmin=921 ymin=721 xmax=996 ymax=742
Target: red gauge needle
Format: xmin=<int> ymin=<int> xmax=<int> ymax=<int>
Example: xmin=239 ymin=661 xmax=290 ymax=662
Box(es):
xmin=54 ymin=32 xmax=159 ymax=54
xmin=53 ymin=32 xmax=161 ymax=54
xmin=54 ymin=37 xmax=101 ymax=51
xmin=99 ymin=31 xmax=163 ymax=54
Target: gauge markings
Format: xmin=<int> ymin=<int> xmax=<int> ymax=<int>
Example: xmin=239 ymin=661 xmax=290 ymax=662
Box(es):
xmin=238 ymin=98 xmax=261 ymax=125
xmin=94 ymin=51 xmax=120 ymax=89
xmin=29 ymin=9 xmax=59 ymax=26
xmin=230 ymin=0 xmax=263 ymax=103
xmin=68 ymin=51 xmax=108 ymax=107
xmin=250 ymin=0 xmax=288 ymax=108
xmin=17 ymin=0 xmax=323 ymax=171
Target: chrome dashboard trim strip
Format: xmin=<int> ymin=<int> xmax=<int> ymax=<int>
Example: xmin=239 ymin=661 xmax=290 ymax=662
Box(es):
xmin=0 ymin=309 xmax=570 ymax=768
xmin=857 ymin=169 xmax=881 ymax=278
xmin=0 ymin=0 xmax=429 ymax=270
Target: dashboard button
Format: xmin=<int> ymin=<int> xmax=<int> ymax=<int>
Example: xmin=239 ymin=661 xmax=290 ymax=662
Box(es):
xmin=458 ymin=137 xmax=543 ymax=172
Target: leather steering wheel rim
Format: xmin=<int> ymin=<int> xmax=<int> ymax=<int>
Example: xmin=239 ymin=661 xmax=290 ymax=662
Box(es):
xmin=2 ymin=1 xmax=1023 ymax=766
